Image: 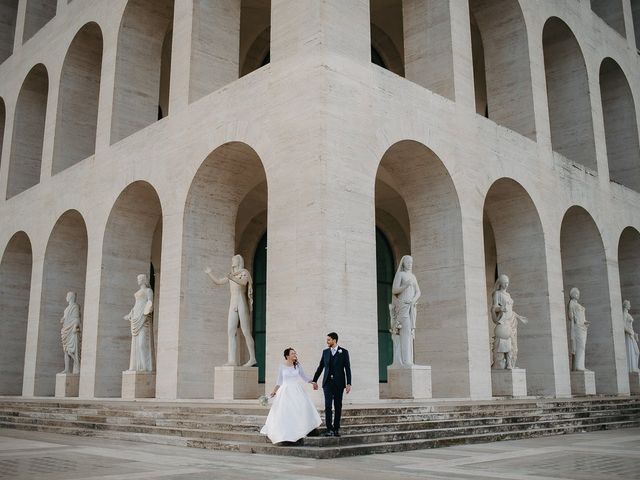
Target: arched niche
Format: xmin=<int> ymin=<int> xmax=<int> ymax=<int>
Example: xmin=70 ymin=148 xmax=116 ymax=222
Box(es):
xmin=619 ymin=227 xmax=640 ymax=321
xmin=96 ymin=181 xmax=162 ymax=397
xmin=0 ymin=232 xmax=32 ymax=394
xmin=34 ymin=210 xmax=88 ymax=396
xmin=23 ymin=0 xmax=56 ymax=43
xmin=375 ymin=140 xmax=466 ymax=397
xmin=53 ymin=22 xmax=103 ymax=174
xmin=239 ymin=0 xmax=271 ymax=77
xmin=600 ymin=58 xmax=640 ymax=191
xmin=560 ymin=206 xmax=616 ymax=393
xmin=111 ymin=0 xmax=174 ymax=144
xmin=591 ymin=0 xmax=626 ymax=37
xmin=0 ymin=1 xmax=18 ymax=62
xmin=469 ymin=0 xmax=535 ymax=139
xmin=7 ymin=64 xmax=48 ymax=199
xmin=179 ymin=142 xmax=267 ymax=398
xmin=543 ymin=18 xmax=596 ymax=170
xmin=483 ymin=178 xmax=552 ymax=395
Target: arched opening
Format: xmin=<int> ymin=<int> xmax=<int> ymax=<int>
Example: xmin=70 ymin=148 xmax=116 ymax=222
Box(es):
xmin=0 ymin=98 xmax=5 ymax=168
xmin=189 ymin=0 xmax=242 ymax=102
xmin=53 ymin=22 xmax=103 ymax=174
xmin=370 ymin=0 xmax=405 ymax=76
xmin=600 ymin=58 xmax=640 ymax=191
xmin=23 ymin=0 xmax=56 ymax=43
xmin=34 ymin=211 xmax=87 ymax=396
xmin=483 ymin=179 xmax=552 ymax=395
xmin=111 ymin=0 xmax=174 ymax=144
xmin=402 ymin=0 xmax=454 ymax=100
xmin=96 ymin=181 xmax=162 ymax=397
xmin=375 ymin=228 xmax=395 ymax=382
xmin=180 ymin=142 xmax=267 ymax=398
xmin=591 ymin=0 xmax=626 ymax=37
xmin=7 ymin=64 xmax=48 ymax=199
xmin=0 ymin=232 xmax=32 ymax=394
xmin=375 ymin=140 xmax=466 ymax=397
xmin=239 ymin=0 xmax=271 ymax=77
xmin=633 ymin=0 xmax=640 ymax=51
xmin=543 ymin=18 xmax=596 ymax=170
xmin=469 ymin=0 xmax=536 ymax=139
xmin=619 ymin=227 xmax=640 ymax=325
xmin=0 ymin=1 xmax=18 ymax=62
xmin=560 ymin=206 xmax=617 ymax=393
xmin=252 ymin=233 xmax=267 ymax=383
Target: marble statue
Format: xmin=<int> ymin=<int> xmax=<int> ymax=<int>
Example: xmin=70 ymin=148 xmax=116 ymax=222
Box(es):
xmin=389 ymin=255 xmax=421 ymax=367
xmin=490 ymin=274 xmax=528 ymax=369
xmin=60 ymin=291 xmax=81 ymax=374
xmin=623 ymin=300 xmax=639 ymax=373
xmin=124 ymin=273 xmax=154 ymax=372
xmin=567 ymin=287 xmax=589 ymax=371
xmin=205 ymin=254 xmax=257 ymax=367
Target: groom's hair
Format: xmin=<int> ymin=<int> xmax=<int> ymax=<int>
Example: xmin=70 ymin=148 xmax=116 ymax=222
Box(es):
xmin=327 ymin=332 xmax=338 ymax=341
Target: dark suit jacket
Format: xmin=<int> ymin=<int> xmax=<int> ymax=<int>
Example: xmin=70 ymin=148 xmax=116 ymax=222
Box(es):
xmin=312 ymin=347 xmax=352 ymax=388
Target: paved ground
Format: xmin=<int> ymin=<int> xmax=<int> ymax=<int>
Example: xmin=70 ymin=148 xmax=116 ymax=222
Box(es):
xmin=0 ymin=428 xmax=638 ymax=479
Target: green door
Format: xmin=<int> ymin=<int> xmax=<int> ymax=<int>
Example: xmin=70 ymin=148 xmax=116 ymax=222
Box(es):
xmin=376 ymin=229 xmax=394 ymax=382
xmin=252 ymin=234 xmax=267 ymax=383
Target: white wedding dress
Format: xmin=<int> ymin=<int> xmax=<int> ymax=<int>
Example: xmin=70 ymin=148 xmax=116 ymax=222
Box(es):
xmin=260 ymin=363 xmax=321 ymax=443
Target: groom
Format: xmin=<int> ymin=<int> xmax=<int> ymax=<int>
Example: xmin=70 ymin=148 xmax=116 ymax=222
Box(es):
xmin=311 ymin=332 xmax=352 ymax=437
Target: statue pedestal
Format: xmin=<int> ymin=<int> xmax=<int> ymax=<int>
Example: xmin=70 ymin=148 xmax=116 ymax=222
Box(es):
xmin=214 ymin=366 xmax=259 ymax=400
xmin=491 ymin=368 xmax=527 ymax=397
xmin=386 ymin=365 xmax=432 ymax=399
xmin=570 ymin=370 xmax=596 ymax=396
xmin=122 ymin=371 xmax=155 ymax=399
xmin=55 ymin=373 xmax=79 ymax=397
xmin=629 ymin=372 xmax=640 ymax=395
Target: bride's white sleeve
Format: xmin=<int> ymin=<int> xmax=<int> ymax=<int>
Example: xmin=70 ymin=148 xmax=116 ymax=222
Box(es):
xmin=297 ymin=363 xmax=312 ymax=383
xmin=276 ymin=364 xmax=284 ymax=386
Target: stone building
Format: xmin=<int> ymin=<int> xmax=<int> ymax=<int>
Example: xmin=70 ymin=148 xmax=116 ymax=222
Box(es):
xmin=0 ymin=0 xmax=639 ymax=404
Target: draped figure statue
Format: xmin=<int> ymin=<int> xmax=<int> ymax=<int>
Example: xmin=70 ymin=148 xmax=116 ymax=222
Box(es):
xmin=124 ymin=274 xmax=154 ymax=372
xmin=624 ymin=300 xmax=640 ymax=373
xmin=60 ymin=291 xmax=81 ymax=374
xmin=389 ymin=255 xmax=421 ymax=367
xmin=491 ymin=274 xmax=528 ymax=369
xmin=567 ymin=287 xmax=589 ymax=371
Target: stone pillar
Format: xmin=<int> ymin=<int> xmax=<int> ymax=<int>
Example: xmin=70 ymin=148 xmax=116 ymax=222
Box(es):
xmin=13 ymin=0 xmax=26 ymax=51
xmin=20 ymin=241 xmax=44 ymax=396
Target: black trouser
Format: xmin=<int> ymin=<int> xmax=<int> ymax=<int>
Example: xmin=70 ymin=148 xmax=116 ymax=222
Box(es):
xmin=323 ymin=380 xmax=344 ymax=432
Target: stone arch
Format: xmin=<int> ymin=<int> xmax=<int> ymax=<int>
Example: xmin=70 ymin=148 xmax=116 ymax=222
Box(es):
xmin=0 ymin=1 xmax=18 ymax=62
xmin=0 ymin=232 xmax=32 ymax=394
xmin=483 ymin=178 xmax=552 ymax=395
xmin=591 ymin=0 xmax=625 ymax=37
xmin=375 ymin=140 xmax=466 ymax=397
xmin=599 ymin=58 xmax=640 ymax=191
xmin=34 ymin=210 xmax=88 ymax=396
xmin=619 ymin=227 xmax=640 ymax=322
xmin=543 ymin=17 xmax=596 ymax=170
xmin=189 ymin=0 xmax=241 ymax=102
xmin=110 ymin=0 xmax=174 ymax=144
xmin=23 ymin=0 xmax=56 ymax=43
xmin=560 ymin=206 xmax=617 ymax=393
xmin=239 ymin=0 xmax=271 ymax=78
xmin=96 ymin=181 xmax=162 ymax=397
xmin=53 ymin=22 xmax=103 ymax=174
xmin=179 ymin=142 xmax=267 ymax=398
xmin=469 ymin=0 xmax=535 ymax=139
xmin=7 ymin=64 xmax=48 ymax=199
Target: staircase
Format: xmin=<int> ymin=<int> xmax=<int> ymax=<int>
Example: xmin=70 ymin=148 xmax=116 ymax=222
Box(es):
xmin=0 ymin=396 xmax=638 ymax=459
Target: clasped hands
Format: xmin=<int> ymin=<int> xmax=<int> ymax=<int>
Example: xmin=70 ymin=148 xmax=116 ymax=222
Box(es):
xmin=310 ymin=381 xmax=351 ymax=394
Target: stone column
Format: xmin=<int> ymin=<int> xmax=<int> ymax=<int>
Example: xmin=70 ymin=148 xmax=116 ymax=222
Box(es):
xmin=20 ymin=240 xmax=44 ymax=396
xmin=13 ymin=0 xmax=26 ymax=50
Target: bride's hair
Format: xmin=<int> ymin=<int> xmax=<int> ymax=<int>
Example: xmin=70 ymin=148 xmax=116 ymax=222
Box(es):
xmin=283 ymin=347 xmax=298 ymax=368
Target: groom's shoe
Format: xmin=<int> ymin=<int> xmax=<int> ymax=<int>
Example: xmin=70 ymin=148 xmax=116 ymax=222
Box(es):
xmin=333 ymin=430 xmax=341 ymax=437
xmin=323 ymin=430 xmax=334 ymax=437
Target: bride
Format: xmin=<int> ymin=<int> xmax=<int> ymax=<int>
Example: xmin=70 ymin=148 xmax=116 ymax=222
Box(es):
xmin=260 ymin=347 xmax=321 ymax=444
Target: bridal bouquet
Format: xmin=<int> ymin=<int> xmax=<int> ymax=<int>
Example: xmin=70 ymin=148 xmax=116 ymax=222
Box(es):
xmin=258 ymin=394 xmax=270 ymax=407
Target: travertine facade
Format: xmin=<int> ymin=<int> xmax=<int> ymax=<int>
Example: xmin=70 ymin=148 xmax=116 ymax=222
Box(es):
xmin=0 ymin=0 xmax=639 ymax=404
